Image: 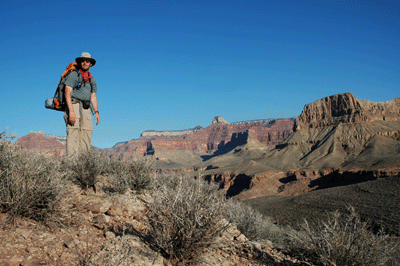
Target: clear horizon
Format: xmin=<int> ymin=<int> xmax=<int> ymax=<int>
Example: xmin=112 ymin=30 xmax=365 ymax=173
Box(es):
xmin=1 ymin=0 xmax=399 ymax=148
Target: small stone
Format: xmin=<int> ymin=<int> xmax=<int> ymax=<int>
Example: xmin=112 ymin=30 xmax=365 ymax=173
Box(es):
xmin=235 ymin=234 xmax=248 ymax=243
xmin=64 ymin=238 xmax=80 ymax=249
xmin=104 ymin=231 xmax=115 ymax=239
xmin=20 ymin=258 xmax=47 ymax=266
xmin=15 ymin=228 xmax=32 ymax=239
xmin=25 ymin=247 xmax=40 ymax=253
xmin=93 ymin=214 xmax=110 ymax=224
xmin=84 ymin=201 xmax=112 ymax=214
xmin=106 ymin=205 xmax=123 ymax=216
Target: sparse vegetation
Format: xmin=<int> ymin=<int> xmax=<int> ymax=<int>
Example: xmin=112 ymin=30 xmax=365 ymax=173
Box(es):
xmin=1 ymin=128 xmax=399 ymax=265
xmin=144 ymin=173 xmax=228 ymax=265
xmin=109 ymin=156 xmax=155 ymax=194
xmin=69 ymin=149 xmax=107 ymax=190
xmin=286 ymin=206 xmax=399 ymax=266
xmin=0 ymin=133 xmax=66 ymax=223
xmin=225 ymin=200 xmax=283 ymax=242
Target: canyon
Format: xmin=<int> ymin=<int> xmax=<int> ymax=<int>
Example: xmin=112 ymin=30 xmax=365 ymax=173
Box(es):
xmin=196 ymin=93 xmax=400 ymax=196
xmin=15 ymin=92 xmax=400 ymax=234
xmin=104 ymin=116 xmax=294 ymax=166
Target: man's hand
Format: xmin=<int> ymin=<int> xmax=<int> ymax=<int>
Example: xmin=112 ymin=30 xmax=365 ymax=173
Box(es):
xmin=65 ymin=85 xmax=75 ymax=125
xmin=69 ymin=111 xmax=76 ymax=125
xmin=91 ymin=93 xmax=100 ymax=126
xmin=95 ymin=113 xmax=100 ymax=125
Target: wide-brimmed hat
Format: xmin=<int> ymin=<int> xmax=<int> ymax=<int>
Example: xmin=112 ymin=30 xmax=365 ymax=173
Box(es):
xmin=75 ymin=52 xmax=96 ymax=66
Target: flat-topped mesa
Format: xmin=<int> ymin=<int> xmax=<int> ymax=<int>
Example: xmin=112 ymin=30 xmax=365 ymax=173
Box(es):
xmin=141 ymin=116 xmax=288 ymax=139
xmin=141 ymin=126 xmax=203 ymax=139
xmin=294 ymin=92 xmax=400 ymax=131
xmin=231 ymin=119 xmax=276 ymax=125
xmin=212 ymin=116 xmax=284 ymax=126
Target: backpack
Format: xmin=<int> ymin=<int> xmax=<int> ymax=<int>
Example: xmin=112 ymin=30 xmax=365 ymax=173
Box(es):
xmin=45 ymin=62 xmax=91 ymax=111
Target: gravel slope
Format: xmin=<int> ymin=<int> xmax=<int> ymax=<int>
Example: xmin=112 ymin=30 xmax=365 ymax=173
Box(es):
xmin=244 ymin=176 xmax=400 ymax=236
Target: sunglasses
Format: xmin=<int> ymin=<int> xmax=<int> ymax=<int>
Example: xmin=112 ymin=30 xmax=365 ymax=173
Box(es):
xmin=81 ymin=59 xmax=91 ymax=63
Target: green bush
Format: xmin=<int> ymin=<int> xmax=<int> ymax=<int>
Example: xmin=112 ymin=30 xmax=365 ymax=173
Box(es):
xmin=0 ymin=139 xmax=66 ymax=223
xmin=287 ymin=206 xmax=399 ymax=266
xmin=144 ymin=173 xmax=227 ymax=265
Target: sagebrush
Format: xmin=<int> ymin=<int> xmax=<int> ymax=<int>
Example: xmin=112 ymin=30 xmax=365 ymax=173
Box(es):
xmin=287 ymin=206 xmax=399 ymax=266
xmin=109 ymin=157 xmax=155 ymax=194
xmin=69 ymin=149 xmax=109 ymax=190
xmin=144 ymin=174 xmax=227 ymax=265
xmin=224 ymin=200 xmax=283 ymax=242
xmin=0 ymin=138 xmax=66 ymax=223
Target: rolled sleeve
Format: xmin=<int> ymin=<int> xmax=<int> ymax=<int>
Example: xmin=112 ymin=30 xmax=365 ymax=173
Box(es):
xmin=64 ymin=71 xmax=78 ymax=88
xmin=90 ymin=77 xmax=97 ymax=93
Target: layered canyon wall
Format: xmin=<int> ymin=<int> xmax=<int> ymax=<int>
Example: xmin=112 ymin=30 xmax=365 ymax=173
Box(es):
xmin=106 ymin=117 xmax=294 ymax=162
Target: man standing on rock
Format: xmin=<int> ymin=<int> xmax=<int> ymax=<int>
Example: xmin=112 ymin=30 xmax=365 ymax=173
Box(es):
xmin=64 ymin=52 xmax=100 ymax=159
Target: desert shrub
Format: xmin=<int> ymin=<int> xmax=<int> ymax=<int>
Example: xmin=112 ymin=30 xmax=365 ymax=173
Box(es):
xmin=0 ymin=140 xmax=66 ymax=223
xmin=124 ymin=156 xmax=155 ymax=192
xmin=106 ymin=157 xmax=126 ymax=175
xmin=224 ymin=200 xmax=282 ymax=242
xmin=90 ymin=148 xmax=113 ymax=175
xmin=287 ymin=206 xmax=399 ymax=266
xmin=144 ymin=173 xmax=228 ymax=265
xmin=109 ymin=172 xmax=130 ymax=194
xmin=69 ymin=149 xmax=108 ymax=190
xmin=84 ymin=235 xmax=153 ymax=266
xmin=0 ymin=129 xmax=16 ymax=142
xmin=109 ymin=157 xmax=155 ymax=194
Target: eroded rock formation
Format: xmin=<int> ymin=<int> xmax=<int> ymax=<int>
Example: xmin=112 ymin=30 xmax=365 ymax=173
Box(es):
xmin=15 ymin=131 xmax=66 ymax=157
xmin=197 ymin=93 xmax=400 ymax=200
xmin=294 ymin=92 xmax=400 ymax=131
xmin=141 ymin=126 xmax=203 ymax=138
xmin=105 ymin=117 xmax=294 ymax=165
xmin=271 ymin=92 xmax=400 ymax=170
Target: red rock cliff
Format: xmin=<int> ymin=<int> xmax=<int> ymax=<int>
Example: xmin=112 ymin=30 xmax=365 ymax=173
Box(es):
xmin=105 ymin=117 xmax=294 ymax=161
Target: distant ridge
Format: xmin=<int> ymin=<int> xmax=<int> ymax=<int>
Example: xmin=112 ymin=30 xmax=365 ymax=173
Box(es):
xmin=141 ymin=125 xmax=203 ymax=138
xmin=139 ymin=117 xmax=295 ymax=139
xmin=105 ymin=117 xmax=294 ymax=162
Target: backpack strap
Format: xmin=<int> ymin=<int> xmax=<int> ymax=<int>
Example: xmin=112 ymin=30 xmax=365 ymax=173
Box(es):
xmin=73 ymin=69 xmax=82 ymax=89
xmin=74 ymin=69 xmax=94 ymax=89
xmin=73 ymin=70 xmax=94 ymax=115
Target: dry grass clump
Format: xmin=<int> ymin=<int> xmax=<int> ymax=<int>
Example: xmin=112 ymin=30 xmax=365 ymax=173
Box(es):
xmin=108 ymin=157 xmax=155 ymax=194
xmin=225 ymin=200 xmax=283 ymax=242
xmin=144 ymin=173 xmax=227 ymax=265
xmin=0 ymin=134 xmax=66 ymax=223
xmin=79 ymin=235 xmax=139 ymax=266
xmin=287 ymin=206 xmax=399 ymax=266
xmin=69 ymin=149 xmax=109 ymax=190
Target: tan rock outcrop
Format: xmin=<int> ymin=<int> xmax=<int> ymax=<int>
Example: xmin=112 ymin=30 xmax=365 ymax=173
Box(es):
xmin=197 ymin=93 xmax=400 ymax=201
xmin=294 ymin=92 xmax=400 ymax=131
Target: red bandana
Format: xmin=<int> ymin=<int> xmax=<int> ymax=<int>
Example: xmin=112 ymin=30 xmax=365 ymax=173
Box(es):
xmin=80 ymin=69 xmax=92 ymax=82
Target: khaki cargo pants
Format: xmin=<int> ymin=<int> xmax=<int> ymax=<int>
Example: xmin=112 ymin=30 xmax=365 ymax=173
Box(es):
xmin=64 ymin=103 xmax=93 ymax=160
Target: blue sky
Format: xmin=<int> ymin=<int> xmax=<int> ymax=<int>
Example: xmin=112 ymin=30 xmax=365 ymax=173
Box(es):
xmin=1 ymin=0 xmax=399 ymax=148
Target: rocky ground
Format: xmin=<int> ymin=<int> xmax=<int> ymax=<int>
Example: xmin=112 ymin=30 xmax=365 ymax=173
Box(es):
xmin=245 ymin=176 xmax=400 ymax=236
xmin=0 ymin=176 xmax=312 ymax=266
